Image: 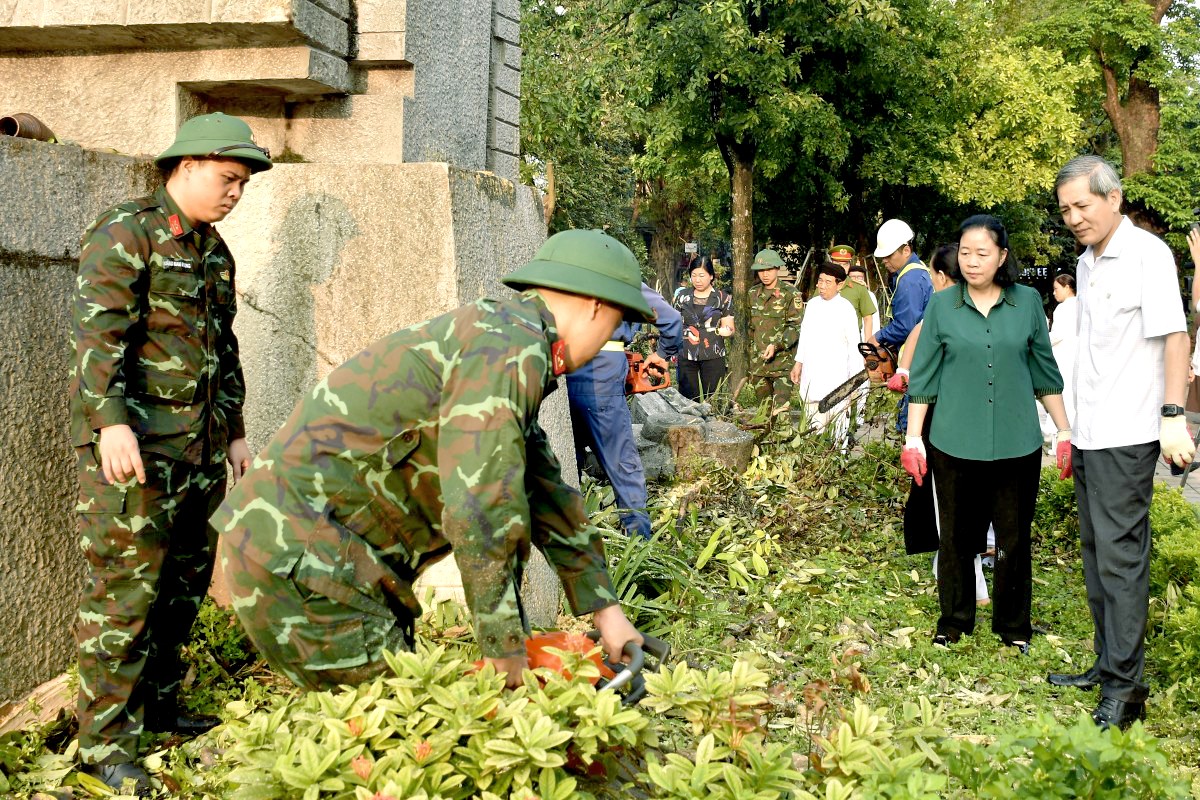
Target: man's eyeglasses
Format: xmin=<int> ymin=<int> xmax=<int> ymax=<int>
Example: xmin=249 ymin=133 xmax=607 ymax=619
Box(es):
xmin=208 ymin=143 xmax=271 ymax=159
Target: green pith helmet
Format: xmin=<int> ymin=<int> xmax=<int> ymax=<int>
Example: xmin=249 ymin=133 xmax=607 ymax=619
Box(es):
xmin=503 ymin=229 xmax=654 ymax=322
xmin=155 ymin=113 xmax=273 ymax=173
xmin=752 ymin=248 xmax=785 ymax=271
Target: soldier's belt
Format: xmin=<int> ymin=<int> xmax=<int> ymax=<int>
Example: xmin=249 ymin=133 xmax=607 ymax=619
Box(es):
xmin=601 ymin=341 xmax=626 ymax=352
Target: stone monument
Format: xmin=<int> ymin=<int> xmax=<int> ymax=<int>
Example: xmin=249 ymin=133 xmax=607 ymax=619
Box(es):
xmin=0 ymin=0 xmax=562 ymax=707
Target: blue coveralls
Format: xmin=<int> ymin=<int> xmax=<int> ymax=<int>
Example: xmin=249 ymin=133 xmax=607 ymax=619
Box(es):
xmin=875 ymin=254 xmax=933 ymax=433
xmin=566 ymin=284 xmax=683 ymax=538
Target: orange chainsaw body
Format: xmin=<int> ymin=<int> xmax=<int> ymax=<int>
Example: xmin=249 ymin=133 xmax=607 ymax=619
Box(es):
xmin=625 ymin=352 xmax=671 ymax=394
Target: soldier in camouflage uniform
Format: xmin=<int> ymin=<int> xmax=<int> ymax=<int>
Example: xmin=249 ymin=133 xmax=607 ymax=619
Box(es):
xmin=70 ymin=113 xmax=271 ymax=795
xmin=212 ymin=229 xmax=652 ymax=692
xmin=748 ymin=248 xmax=803 ymax=411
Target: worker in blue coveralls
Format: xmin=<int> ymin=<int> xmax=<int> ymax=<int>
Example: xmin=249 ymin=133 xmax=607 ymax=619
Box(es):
xmin=866 ymin=218 xmax=933 ymax=433
xmin=567 ymin=283 xmax=683 ymax=539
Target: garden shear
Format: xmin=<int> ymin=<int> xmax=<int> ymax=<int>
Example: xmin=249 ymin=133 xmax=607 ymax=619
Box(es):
xmin=585 ymin=630 xmax=671 ymax=705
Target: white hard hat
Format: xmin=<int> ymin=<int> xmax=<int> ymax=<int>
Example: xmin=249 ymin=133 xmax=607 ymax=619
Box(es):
xmin=874 ymin=219 xmax=915 ymax=258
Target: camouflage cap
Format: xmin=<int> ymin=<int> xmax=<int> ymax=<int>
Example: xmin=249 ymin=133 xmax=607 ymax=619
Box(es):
xmin=752 ymin=248 xmax=785 ymax=271
xmin=829 ymin=245 xmax=855 ymax=265
xmin=156 ymin=112 xmax=273 ymax=173
xmin=503 ymin=229 xmax=655 ymax=322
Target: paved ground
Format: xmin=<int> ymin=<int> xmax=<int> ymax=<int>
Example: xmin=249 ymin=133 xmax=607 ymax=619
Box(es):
xmin=1153 ymin=455 xmax=1200 ymax=504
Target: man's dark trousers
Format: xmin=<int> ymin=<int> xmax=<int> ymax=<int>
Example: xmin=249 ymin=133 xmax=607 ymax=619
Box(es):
xmin=1072 ymin=442 xmax=1158 ymax=703
xmin=567 ymin=351 xmax=652 ymax=539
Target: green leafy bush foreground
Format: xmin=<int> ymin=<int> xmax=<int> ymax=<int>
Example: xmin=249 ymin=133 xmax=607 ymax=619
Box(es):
xmin=181 ymin=638 xmax=1186 ymax=800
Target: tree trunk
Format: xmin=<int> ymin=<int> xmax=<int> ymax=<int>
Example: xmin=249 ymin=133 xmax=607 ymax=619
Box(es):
xmin=1095 ymin=0 xmax=1174 ymax=232
xmin=643 ymin=179 xmax=694 ymax=295
xmin=648 ymin=228 xmax=678 ymax=296
xmin=1100 ymin=66 xmax=1160 ymax=178
xmin=717 ymin=133 xmax=756 ymax=400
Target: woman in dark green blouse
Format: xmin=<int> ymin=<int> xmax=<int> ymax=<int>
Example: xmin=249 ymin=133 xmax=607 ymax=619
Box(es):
xmin=901 ymin=215 xmax=1071 ymax=651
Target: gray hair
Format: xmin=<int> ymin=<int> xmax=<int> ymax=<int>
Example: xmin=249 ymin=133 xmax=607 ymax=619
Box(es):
xmin=1055 ymin=155 xmax=1122 ymax=198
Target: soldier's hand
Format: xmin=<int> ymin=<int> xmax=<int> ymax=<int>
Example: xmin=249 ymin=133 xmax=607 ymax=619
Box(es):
xmin=228 ymin=437 xmax=252 ymax=482
xmin=98 ymin=424 xmax=145 ymax=485
xmin=483 ymin=655 xmax=528 ymax=689
xmin=593 ymin=604 xmax=644 ymax=665
xmin=762 ymin=344 xmax=776 ymax=362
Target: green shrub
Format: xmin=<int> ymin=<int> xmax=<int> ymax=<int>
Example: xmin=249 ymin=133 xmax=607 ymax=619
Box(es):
xmin=1148 ymin=584 xmax=1200 ymax=713
xmin=1149 ymin=484 xmax=1200 ymax=595
xmin=180 ymin=598 xmax=260 ymax=716
xmin=943 ymin=711 xmax=1190 ymax=799
xmin=1032 ymin=467 xmax=1079 ymax=552
xmin=217 ymin=639 xmax=654 ymax=800
xmin=212 ymin=644 xmax=816 ymax=800
xmin=641 ymin=660 xmax=801 ymax=799
xmin=796 ymin=698 xmax=950 ymax=800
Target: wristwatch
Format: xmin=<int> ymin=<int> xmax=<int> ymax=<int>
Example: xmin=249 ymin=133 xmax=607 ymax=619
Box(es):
xmin=1161 ymin=404 xmax=1186 ymax=417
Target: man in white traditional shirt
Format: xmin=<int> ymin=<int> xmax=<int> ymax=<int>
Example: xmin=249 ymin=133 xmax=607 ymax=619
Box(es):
xmin=1047 ymin=155 xmax=1194 ymax=731
xmin=790 ymin=263 xmax=862 ymax=449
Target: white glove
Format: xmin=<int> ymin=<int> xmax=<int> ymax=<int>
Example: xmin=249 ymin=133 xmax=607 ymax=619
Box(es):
xmin=1160 ymin=415 xmax=1195 ymax=468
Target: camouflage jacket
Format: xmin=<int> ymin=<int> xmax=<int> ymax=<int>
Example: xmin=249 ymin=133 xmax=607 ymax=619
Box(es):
xmin=209 ymin=291 xmax=617 ymax=659
xmin=748 ymin=281 xmax=803 ymax=377
xmin=69 ymin=186 xmax=245 ymax=465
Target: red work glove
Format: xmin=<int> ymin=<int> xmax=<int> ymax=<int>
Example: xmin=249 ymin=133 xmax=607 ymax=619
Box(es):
xmin=1055 ymin=430 xmax=1072 ymax=479
xmin=901 ymin=436 xmax=927 ymax=487
xmin=887 ymin=368 xmax=909 ymax=393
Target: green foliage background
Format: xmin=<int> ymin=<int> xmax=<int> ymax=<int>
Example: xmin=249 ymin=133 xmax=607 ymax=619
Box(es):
xmin=521 ymin=0 xmax=1200 ymax=273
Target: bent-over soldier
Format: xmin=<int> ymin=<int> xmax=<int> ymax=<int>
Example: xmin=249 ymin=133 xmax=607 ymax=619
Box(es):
xmin=748 ymin=248 xmax=803 ymax=410
xmin=212 ymin=229 xmax=651 ymax=692
xmin=70 ymin=113 xmax=271 ymax=794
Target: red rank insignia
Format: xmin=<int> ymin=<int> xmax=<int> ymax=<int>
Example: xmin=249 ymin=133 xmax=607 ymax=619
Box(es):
xmin=551 ymin=340 xmax=567 ymax=376
xmin=168 ymin=214 xmax=184 ymax=237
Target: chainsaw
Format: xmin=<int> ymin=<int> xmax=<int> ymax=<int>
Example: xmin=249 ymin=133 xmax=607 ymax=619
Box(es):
xmin=816 ymin=342 xmax=898 ymax=414
xmin=625 ymin=352 xmax=671 ymax=395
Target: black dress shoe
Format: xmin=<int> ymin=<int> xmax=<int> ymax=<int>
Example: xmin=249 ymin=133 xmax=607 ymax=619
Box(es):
xmin=1047 ymin=670 xmax=1100 ymax=689
xmin=146 ymin=711 xmax=221 ymax=735
xmin=81 ymin=762 xmax=153 ymax=796
xmin=1092 ymin=696 xmax=1144 ymax=730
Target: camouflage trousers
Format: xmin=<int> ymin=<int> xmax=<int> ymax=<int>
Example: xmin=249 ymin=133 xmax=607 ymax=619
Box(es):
xmin=218 ymin=522 xmax=414 ymax=692
xmin=749 ymin=373 xmax=793 ymax=411
xmin=75 ymin=447 xmax=225 ymax=766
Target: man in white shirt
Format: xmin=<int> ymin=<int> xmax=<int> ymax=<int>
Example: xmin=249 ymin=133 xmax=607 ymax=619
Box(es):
xmin=1048 ymin=155 xmax=1194 ymax=730
xmin=790 ymin=263 xmax=862 ymax=449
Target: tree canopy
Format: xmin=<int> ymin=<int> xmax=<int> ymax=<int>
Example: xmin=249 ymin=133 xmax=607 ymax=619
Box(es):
xmin=520 ymin=0 xmax=1200 ymax=291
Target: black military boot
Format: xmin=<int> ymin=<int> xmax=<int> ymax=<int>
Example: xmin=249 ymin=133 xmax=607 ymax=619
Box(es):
xmin=145 ymin=689 xmax=221 ymax=736
xmin=144 ymin=708 xmax=221 ymax=736
xmin=81 ymin=761 xmax=153 ymax=797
